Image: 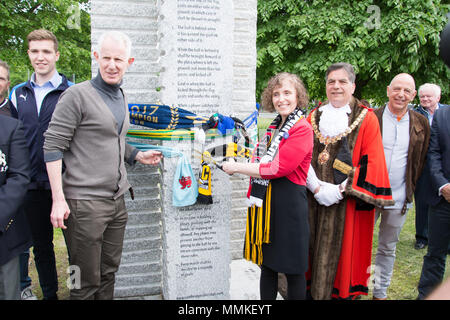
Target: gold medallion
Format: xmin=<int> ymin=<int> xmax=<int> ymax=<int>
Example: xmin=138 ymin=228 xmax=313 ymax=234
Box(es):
xmin=318 ymin=146 xmax=330 ymax=165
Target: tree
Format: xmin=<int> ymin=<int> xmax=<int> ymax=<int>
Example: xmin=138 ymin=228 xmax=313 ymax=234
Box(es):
xmin=256 ymin=0 xmax=450 ymax=106
xmin=0 ymin=0 xmax=91 ymax=87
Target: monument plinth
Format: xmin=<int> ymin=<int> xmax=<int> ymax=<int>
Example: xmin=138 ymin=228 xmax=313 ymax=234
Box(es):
xmin=159 ymin=0 xmax=233 ymax=300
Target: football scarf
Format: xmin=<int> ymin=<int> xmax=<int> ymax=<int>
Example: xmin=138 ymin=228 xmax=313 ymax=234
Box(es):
xmin=129 ymin=104 xmax=208 ymax=129
xmin=248 ymin=108 xmax=304 ymax=207
xmin=196 ymin=153 xmax=213 ymax=204
xmin=195 ymin=142 xmax=251 ymax=204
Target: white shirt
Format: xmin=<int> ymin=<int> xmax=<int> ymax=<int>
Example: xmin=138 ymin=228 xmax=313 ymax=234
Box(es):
xmin=30 ymin=71 xmax=62 ymax=115
xmin=382 ymin=106 xmax=411 ymax=209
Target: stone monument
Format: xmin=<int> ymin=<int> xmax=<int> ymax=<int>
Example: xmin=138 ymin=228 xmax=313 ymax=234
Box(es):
xmin=159 ymin=0 xmax=233 ymax=300
xmin=91 ymin=0 xmax=257 ymax=299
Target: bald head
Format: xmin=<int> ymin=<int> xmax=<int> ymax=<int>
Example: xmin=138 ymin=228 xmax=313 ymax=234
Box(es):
xmin=389 ymin=73 xmax=416 ymax=87
xmin=387 ymin=73 xmax=416 ymax=116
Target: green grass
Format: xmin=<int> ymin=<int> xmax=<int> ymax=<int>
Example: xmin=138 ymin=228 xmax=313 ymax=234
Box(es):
xmin=361 ymin=205 xmax=450 ymax=300
xmin=28 ymin=205 xmax=449 ymax=300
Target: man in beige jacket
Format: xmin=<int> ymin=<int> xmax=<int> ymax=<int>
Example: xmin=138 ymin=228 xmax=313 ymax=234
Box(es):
xmin=44 ymin=31 xmax=162 ymax=300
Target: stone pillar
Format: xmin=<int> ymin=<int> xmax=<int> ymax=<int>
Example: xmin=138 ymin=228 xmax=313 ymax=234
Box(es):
xmin=159 ymin=0 xmax=233 ymax=300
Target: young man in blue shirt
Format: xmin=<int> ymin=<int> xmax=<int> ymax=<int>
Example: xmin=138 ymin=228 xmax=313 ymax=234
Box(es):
xmin=10 ymin=29 xmax=72 ymax=300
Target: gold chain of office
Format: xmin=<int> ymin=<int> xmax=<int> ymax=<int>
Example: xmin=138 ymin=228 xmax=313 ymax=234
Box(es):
xmin=310 ymin=108 xmax=368 ymax=165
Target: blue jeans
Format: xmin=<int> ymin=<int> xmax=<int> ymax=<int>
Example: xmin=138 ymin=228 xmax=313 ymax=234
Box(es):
xmin=417 ymin=199 xmax=450 ymax=299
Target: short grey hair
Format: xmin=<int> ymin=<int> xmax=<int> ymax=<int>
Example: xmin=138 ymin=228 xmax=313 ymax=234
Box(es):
xmin=325 ymin=62 xmax=356 ymax=83
xmin=96 ymin=31 xmax=132 ymax=58
xmin=418 ymin=83 xmax=441 ymax=97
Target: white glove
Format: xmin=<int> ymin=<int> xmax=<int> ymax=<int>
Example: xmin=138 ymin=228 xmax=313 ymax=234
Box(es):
xmin=314 ymin=181 xmax=344 ymax=206
xmin=306 ymin=164 xmax=320 ymax=193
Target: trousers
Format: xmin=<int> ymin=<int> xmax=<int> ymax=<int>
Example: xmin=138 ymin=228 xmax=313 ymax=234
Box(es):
xmin=0 ymin=256 xmax=20 ymax=300
xmin=417 ymin=199 xmax=450 ymax=299
xmin=24 ymin=190 xmax=58 ymax=299
xmin=373 ymin=208 xmax=408 ymax=299
xmin=260 ymin=265 xmax=306 ymax=300
xmin=63 ymin=196 xmax=128 ymax=300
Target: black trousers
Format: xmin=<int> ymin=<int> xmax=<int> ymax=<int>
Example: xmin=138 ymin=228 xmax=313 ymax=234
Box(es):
xmin=414 ymin=194 xmax=429 ymax=244
xmin=260 ymin=265 xmax=306 ymax=300
xmin=24 ymin=190 xmax=58 ymax=299
xmin=417 ymin=199 xmax=450 ymax=299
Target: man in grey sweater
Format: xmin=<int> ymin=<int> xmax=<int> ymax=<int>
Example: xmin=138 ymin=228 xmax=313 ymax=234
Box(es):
xmin=43 ymin=31 xmax=162 ymax=300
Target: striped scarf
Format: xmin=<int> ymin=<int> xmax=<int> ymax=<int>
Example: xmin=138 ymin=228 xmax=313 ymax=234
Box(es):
xmin=244 ymin=108 xmax=303 ymax=265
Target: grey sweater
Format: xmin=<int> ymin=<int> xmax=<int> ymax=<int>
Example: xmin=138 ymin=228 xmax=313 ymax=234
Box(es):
xmin=43 ymin=80 xmax=137 ymax=200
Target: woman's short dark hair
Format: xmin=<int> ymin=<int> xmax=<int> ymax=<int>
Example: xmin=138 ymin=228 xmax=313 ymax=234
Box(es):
xmin=261 ymin=72 xmax=309 ymax=112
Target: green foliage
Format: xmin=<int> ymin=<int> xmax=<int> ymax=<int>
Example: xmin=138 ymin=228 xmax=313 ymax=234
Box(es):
xmin=257 ymin=0 xmax=450 ymax=106
xmin=0 ymin=0 xmax=91 ymax=87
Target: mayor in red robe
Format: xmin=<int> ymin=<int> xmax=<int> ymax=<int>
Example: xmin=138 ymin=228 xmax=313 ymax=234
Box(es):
xmin=305 ymin=63 xmax=394 ymax=300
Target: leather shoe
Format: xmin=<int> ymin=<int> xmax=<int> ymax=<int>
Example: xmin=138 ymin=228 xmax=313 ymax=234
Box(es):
xmin=414 ymin=242 xmax=426 ymax=250
xmin=373 ymin=296 xmax=387 ymax=300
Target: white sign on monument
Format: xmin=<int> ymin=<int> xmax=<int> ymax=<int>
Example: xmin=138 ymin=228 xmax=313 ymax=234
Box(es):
xmin=159 ymin=0 xmax=234 ymax=300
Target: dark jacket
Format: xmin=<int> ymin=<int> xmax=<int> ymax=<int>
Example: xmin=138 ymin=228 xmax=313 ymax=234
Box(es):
xmin=0 ymin=99 xmax=12 ymax=117
xmin=427 ymin=107 xmax=450 ymax=206
xmin=0 ymin=115 xmax=32 ymax=266
xmin=9 ymin=74 xmax=72 ymax=189
xmin=413 ymin=104 xmax=449 ymax=205
xmin=415 ymin=103 xmax=450 ymax=119
xmin=374 ymin=105 xmax=430 ymax=209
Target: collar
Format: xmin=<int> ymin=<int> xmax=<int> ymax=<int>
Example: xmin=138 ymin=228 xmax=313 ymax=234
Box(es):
xmin=30 ymin=71 xmax=62 ymax=89
xmin=419 ymin=103 xmax=441 ymax=114
xmin=91 ymin=71 xmax=123 ymax=95
xmin=385 ymin=104 xmax=409 ymax=122
xmin=319 ymin=102 xmax=351 ymax=114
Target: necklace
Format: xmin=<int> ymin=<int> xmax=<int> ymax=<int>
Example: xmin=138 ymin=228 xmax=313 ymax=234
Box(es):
xmin=310 ymin=107 xmax=368 ymax=165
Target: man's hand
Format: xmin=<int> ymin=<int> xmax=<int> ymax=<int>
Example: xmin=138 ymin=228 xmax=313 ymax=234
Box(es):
xmin=50 ymin=200 xmax=70 ymax=229
xmin=136 ymin=150 xmax=163 ymax=165
xmin=441 ymin=184 xmax=450 ymax=202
